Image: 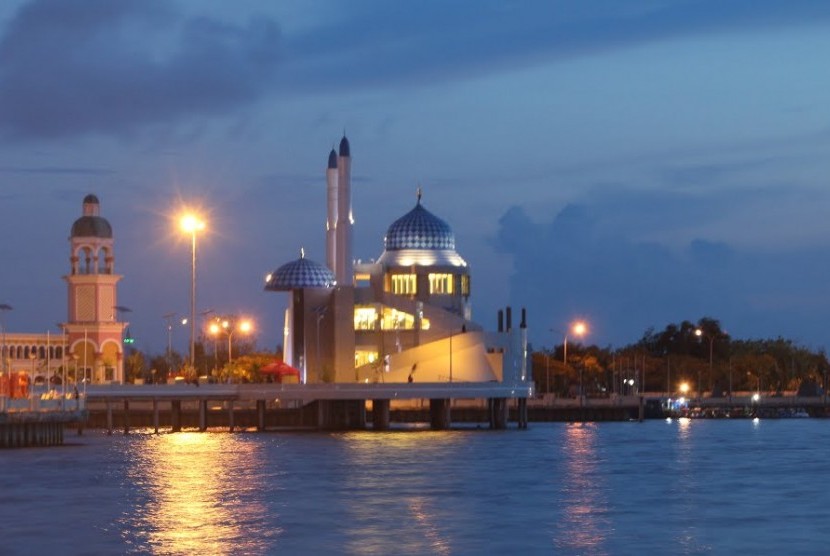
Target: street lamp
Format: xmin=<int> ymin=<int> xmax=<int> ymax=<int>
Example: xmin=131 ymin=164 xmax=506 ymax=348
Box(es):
xmin=209 ymin=317 xmax=253 ymax=366
xmin=0 ymin=303 xmax=11 ymax=386
xmin=557 ymin=320 xmax=588 ymax=402
xmin=163 ymin=312 xmax=176 ymax=372
xmin=180 ymin=213 xmax=205 ymax=369
xmin=695 ymin=328 xmax=714 ymax=400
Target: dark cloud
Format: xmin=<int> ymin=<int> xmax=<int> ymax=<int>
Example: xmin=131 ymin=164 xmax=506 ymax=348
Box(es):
xmin=0 ymin=0 xmax=281 ymax=141
xmin=493 ymin=193 xmax=830 ymax=348
xmin=282 ymin=0 xmax=830 ymax=92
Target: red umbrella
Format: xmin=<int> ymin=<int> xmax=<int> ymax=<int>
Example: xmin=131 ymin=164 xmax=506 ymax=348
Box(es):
xmin=260 ymin=360 xmax=302 ymax=383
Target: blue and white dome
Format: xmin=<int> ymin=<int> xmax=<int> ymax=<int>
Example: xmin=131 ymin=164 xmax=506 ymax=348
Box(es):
xmin=378 ymin=193 xmax=467 ymax=268
xmin=264 ymin=251 xmax=336 ymax=291
xmin=384 ymin=201 xmax=455 ymax=251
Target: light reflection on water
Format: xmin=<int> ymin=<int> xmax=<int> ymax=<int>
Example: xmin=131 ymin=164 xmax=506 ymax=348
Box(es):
xmin=120 ymin=431 xmax=274 ymax=555
xmin=555 ymin=423 xmax=609 ymax=555
xmin=4 ymin=422 xmax=830 ymax=554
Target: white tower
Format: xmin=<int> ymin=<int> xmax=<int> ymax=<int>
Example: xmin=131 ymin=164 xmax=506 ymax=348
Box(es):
xmin=334 ymin=135 xmax=353 ymax=285
xmin=326 ymin=148 xmax=338 ymax=274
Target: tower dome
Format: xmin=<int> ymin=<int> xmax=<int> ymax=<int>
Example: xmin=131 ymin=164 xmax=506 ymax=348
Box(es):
xmin=264 ymin=250 xmax=336 ymax=290
xmin=71 ymin=194 xmax=112 ymax=238
xmin=384 ymin=200 xmax=454 ymax=251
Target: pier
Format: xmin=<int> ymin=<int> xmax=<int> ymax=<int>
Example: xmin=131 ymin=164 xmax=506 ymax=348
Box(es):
xmin=82 ymin=382 xmax=534 ymax=433
xmin=0 ymin=396 xmax=87 ymax=448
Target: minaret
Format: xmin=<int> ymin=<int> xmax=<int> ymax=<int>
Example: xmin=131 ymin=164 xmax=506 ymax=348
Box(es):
xmin=326 ymin=148 xmax=338 ymax=274
xmin=335 ymin=135 xmax=353 ymax=285
xmin=63 ymin=194 xmax=126 ymax=384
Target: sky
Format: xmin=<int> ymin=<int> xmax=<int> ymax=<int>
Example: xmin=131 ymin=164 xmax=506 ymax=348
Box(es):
xmin=1 ymin=0 xmax=830 ymax=356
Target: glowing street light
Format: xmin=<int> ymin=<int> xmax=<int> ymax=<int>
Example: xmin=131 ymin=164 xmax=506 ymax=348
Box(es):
xmin=563 ymin=320 xmax=588 ymax=367
xmin=209 ymin=317 xmax=253 ymax=365
xmin=179 ymin=212 xmax=205 ymax=369
xmin=559 ymin=320 xmax=588 ymax=404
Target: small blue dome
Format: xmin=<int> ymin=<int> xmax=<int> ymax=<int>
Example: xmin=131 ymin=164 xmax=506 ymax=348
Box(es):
xmin=265 ymin=254 xmax=336 ymax=291
xmin=384 ymin=202 xmax=454 ymax=251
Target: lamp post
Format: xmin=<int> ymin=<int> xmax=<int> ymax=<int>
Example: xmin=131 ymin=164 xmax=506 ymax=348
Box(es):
xmin=209 ymin=317 xmax=253 ymax=366
xmin=0 ymin=303 xmax=11 ymax=387
xmin=554 ymin=321 xmax=588 ymax=403
xmin=29 ymin=351 xmax=36 ymax=409
xmin=180 ymin=213 xmax=205 ymax=369
xmin=695 ymin=328 xmax=714 ymax=400
xmin=162 ymin=312 xmax=176 ymax=373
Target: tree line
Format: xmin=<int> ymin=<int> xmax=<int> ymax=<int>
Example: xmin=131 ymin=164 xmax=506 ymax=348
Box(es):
xmin=530 ymin=317 xmax=829 ymax=397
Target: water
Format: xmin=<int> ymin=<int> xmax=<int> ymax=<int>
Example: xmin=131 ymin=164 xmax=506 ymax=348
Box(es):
xmin=2 ymin=419 xmax=829 ymax=555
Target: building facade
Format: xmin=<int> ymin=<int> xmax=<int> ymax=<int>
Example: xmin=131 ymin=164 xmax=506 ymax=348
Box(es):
xmin=0 ymin=195 xmax=127 ymax=386
xmin=265 ymin=137 xmax=527 ymax=385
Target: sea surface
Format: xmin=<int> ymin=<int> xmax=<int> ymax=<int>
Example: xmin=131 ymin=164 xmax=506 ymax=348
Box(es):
xmin=1 ymin=419 xmax=829 ymax=555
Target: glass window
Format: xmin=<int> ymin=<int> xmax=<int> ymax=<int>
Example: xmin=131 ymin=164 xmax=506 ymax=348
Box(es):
xmin=391 ymin=274 xmax=417 ymax=295
xmin=429 ymin=273 xmax=454 ymax=294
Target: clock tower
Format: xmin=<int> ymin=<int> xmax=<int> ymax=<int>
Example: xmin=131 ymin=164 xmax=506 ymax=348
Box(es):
xmin=63 ymin=194 xmax=126 ymax=383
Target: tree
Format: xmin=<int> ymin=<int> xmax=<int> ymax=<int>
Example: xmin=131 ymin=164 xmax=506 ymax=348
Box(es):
xmin=124 ymin=349 xmax=146 ymax=383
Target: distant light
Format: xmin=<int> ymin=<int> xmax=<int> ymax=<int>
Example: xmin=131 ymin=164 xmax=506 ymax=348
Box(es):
xmin=572 ymin=321 xmax=588 ymax=337
xmin=752 ymin=393 xmax=760 ymax=402
xmin=180 ymin=213 xmax=206 ymax=234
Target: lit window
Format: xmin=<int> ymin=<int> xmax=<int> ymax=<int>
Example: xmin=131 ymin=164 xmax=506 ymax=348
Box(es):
xmin=461 ymin=275 xmax=470 ymax=296
xmin=355 ymin=350 xmax=379 ymax=367
xmin=354 ymin=306 xmax=378 ymax=330
xmin=391 ymin=274 xmax=417 ymax=295
xmin=429 ymin=273 xmax=453 ymax=294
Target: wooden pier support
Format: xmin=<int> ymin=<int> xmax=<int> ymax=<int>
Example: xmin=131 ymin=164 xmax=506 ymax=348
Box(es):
xmin=228 ymin=400 xmax=235 ymax=432
xmin=171 ymin=400 xmax=182 ymax=432
xmin=106 ymin=399 xmax=113 ymax=435
xmin=517 ymin=398 xmax=528 ymax=429
xmin=489 ymin=398 xmax=508 ymax=429
xmin=198 ymin=399 xmax=208 ymax=431
xmin=429 ymin=399 xmax=451 ymax=430
xmin=0 ymin=421 xmax=68 ymax=448
xmin=372 ymin=399 xmax=391 ymax=430
xmin=123 ymin=400 xmax=130 ymax=434
xmin=256 ymin=400 xmax=266 ymax=431
xmin=152 ymin=399 xmax=159 ymax=434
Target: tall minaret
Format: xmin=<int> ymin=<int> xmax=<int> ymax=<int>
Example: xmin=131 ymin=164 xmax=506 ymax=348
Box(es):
xmin=326 ymin=148 xmax=338 ymax=274
xmin=335 ymin=135 xmax=353 ymax=285
xmin=63 ymin=194 xmax=126 ymax=384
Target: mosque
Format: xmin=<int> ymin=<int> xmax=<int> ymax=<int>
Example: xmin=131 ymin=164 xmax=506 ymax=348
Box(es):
xmin=0 ymin=194 xmax=127 ymax=389
xmin=265 ymin=136 xmax=528 ymax=385
xmin=1 ymin=137 xmax=528 ymax=390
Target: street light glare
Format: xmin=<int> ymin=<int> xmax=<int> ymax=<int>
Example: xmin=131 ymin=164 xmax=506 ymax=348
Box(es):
xmin=239 ymin=320 xmax=252 ymax=334
xmin=572 ymin=321 xmax=588 ymax=337
xmin=180 ymin=213 xmax=206 ymax=234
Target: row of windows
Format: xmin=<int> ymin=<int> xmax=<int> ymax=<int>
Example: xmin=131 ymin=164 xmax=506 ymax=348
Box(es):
xmin=1 ymin=345 xmax=65 ymax=360
xmin=388 ymin=273 xmax=469 ymax=296
xmin=354 ymin=306 xmax=430 ymax=331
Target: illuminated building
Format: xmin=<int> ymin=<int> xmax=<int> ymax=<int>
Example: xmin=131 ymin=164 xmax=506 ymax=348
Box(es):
xmin=265 ymin=136 xmax=527 ymax=384
xmin=0 ymin=195 xmax=127 ymax=385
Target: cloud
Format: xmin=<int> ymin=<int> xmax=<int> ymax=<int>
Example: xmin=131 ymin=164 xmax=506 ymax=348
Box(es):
xmin=0 ymin=0 xmax=282 ymax=141
xmin=281 ymin=0 xmax=830 ymax=92
xmin=493 ymin=187 xmax=830 ymax=348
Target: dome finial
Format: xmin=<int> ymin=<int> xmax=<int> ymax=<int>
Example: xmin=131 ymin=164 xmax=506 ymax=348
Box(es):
xmin=416 ymin=186 xmax=422 ymax=205
xmin=300 ymin=247 xmax=305 ymax=259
